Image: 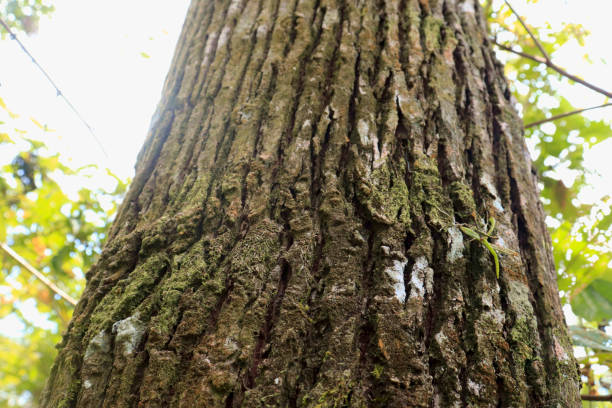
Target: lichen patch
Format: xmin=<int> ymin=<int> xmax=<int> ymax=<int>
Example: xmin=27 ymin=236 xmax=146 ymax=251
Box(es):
xmin=384 ymin=259 xmax=407 ymax=303
xmin=467 ymin=379 xmax=482 ymax=396
xmin=493 ymin=197 xmax=505 ymax=212
xmin=358 ymin=119 xmax=370 ymax=145
xmin=460 ymin=0 xmax=476 ymax=14
xmin=84 ymin=329 xmax=111 ymax=360
xmin=112 ymin=313 xmax=146 ymax=357
xmin=409 ymin=256 xmax=433 ymax=299
xmin=480 ymin=173 xmax=500 ymax=201
xmin=446 ymin=226 xmax=465 ymax=262
xmin=553 ymin=336 xmax=570 ymax=361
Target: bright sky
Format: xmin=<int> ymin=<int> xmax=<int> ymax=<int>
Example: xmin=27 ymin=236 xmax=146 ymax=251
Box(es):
xmin=0 ymin=0 xmax=191 ymax=182
xmin=505 ymin=0 xmax=612 ymax=205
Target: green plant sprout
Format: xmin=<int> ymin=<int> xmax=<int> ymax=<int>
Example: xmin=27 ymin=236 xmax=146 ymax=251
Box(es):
xmin=434 ymin=205 xmax=519 ymax=278
xmin=459 ymin=217 xmax=498 ymax=278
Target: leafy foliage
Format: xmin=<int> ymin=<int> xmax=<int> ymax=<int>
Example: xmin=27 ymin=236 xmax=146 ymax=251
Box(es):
xmin=0 ymin=0 xmax=54 ymax=35
xmin=571 ymin=326 xmax=612 ymax=353
xmin=0 ymin=96 xmax=127 ymax=406
xmin=487 ymin=0 xmax=612 ymax=401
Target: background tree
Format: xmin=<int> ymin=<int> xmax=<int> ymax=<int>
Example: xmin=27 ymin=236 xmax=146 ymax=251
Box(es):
xmin=0 ymin=103 xmax=126 ymax=406
xmin=0 ymin=0 xmax=53 ymax=34
xmin=486 ymin=0 xmax=612 ymax=400
xmin=0 ymin=4 xmax=127 ymax=406
xmin=39 ymin=0 xmax=582 ymax=407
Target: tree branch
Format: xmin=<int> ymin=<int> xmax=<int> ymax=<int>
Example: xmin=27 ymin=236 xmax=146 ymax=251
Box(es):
xmin=525 ymin=103 xmax=612 ymax=128
xmin=581 ymin=395 xmax=612 ymax=402
xmin=503 ymin=0 xmax=551 ymax=63
xmin=492 ymin=40 xmax=612 ymax=99
xmin=0 ymin=242 xmax=77 ymax=306
xmin=484 ymin=0 xmax=493 ymax=18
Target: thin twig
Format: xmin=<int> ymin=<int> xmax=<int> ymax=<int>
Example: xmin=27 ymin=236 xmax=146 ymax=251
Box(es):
xmin=581 ymin=395 xmax=612 ymax=402
xmin=0 ymin=17 xmax=108 ymax=158
xmin=503 ymin=0 xmax=551 ymax=63
xmin=525 ymin=103 xmax=612 ymax=128
xmin=484 ymin=0 xmax=493 ymax=18
xmin=0 ymin=242 xmax=77 ymax=306
xmin=492 ymin=40 xmax=612 ymax=99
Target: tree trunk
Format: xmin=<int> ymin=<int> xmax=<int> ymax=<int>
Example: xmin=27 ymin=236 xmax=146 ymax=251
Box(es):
xmin=41 ymin=0 xmax=580 ymax=406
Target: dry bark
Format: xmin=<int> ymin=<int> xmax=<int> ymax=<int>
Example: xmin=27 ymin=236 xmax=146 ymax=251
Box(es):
xmin=41 ymin=0 xmax=580 ymax=407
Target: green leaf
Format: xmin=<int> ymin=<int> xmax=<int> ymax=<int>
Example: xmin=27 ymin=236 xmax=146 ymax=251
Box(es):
xmin=571 ymin=279 xmax=612 ymax=323
xmin=569 ymin=326 xmax=612 ymax=352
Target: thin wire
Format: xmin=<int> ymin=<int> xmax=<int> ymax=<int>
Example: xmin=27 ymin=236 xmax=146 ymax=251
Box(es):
xmin=0 ymin=17 xmax=109 ymax=158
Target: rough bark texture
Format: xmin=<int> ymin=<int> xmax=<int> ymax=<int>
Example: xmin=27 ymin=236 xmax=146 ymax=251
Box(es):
xmin=42 ymin=0 xmax=580 ymax=406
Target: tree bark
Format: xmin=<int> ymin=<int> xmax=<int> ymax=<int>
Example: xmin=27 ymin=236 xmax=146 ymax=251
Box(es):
xmin=42 ymin=0 xmax=580 ymax=407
